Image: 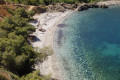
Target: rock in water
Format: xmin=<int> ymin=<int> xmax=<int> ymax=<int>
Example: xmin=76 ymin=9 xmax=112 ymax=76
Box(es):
xmin=78 ymin=3 xmax=89 ymax=11
xmin=99 ymin=4 xmax=108 ymax=8
xmin=78 ymin=3 xmax=108 ymax=11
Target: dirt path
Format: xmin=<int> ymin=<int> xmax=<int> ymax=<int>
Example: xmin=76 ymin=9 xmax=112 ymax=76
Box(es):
xmin=28 ymin=6 xmax=35 ymax=11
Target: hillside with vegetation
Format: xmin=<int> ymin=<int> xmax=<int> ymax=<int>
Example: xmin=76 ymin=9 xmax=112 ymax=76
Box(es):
xmin=0 ymin=2 xmax=54 ymax=80
xmin=5 ymin=0 xmax=102 ymax=5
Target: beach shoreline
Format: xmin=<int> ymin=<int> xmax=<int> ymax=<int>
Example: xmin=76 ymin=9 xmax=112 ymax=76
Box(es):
xmin=42 ymin=10 xmax=73 ymax=80
xmin=30 ymin=1 xmax=120 ymax=80
xmin=30 ymin=10 xmax=73 ymax=80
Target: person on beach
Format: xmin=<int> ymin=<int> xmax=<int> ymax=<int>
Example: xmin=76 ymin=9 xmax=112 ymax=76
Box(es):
xmin=37 ymin=20 xmax=43 ymax=31
xmin=37 ymin=21 xmax=40 ymax=28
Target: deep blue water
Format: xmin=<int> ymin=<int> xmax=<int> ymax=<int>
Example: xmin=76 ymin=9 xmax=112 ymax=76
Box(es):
xmin=54 ymin=6 xmax=120 ymax=80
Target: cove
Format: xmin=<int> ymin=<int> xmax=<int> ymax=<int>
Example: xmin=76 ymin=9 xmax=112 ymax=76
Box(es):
xmin=54 ymin=6 xmax=120 ymax=80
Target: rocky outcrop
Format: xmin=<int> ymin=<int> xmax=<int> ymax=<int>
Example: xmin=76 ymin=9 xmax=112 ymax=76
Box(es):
xmin=32 ymin=5 xmax=47 ymax=14
xmin=46 ymin=2 xmax=108 ymax=12
xmin=47 ymin=3 xmax=66 ymax=12
xmin=77 ymin=3 xmax=108 ymax=11
xmin=78 ymin=3 xmax=89 ymax=11
xmin=62 ymin=3 xmax=78 ymax=9
xmin=47 ymin=3 xmax=78 ymax=12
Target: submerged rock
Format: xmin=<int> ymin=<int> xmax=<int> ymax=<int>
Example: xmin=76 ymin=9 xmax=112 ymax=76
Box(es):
xmin=57 ymin=24 xmax=67 ymax=28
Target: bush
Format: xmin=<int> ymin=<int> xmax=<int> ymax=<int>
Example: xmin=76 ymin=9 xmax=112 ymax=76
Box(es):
xmin=20 ymin=70 xmax=52 ymax=80
xmin=37 ymin=47 xmax=53 ymax=62
xmin=14 ymin=8 xmax=28 ymax=18
xmin=39 ymin=0 xmax=45 ymax=5
xmin=64 ymin=0 xmax=75 ymax=4
xmin=30 ymin=0 xmax=40 ymax=5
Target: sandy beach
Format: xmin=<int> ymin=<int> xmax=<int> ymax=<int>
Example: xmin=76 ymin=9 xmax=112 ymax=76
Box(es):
xmin=98 ymin=1 xmax=120 ymax=6
xmin=30 ymin=10 xmax=73 ymax=80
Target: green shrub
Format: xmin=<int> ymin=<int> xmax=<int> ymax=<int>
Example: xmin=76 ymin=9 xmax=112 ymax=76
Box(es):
xmin=64 ymin=0 xmax=75 ymax=4
xmin=39 ymin=0 xmax=45 ymax=5
xmin=20 ymin=70 xmax=51 ymax=80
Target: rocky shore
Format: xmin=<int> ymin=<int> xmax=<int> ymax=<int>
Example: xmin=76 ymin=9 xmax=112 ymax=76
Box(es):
xmin=29 ymin=1 xmax=120 ymax=14
xmin=77 ymin=3 xmax=108 ymax=11
xmin=29 ymin=2 xmax=110 ymax=13
xmin=46 ymin=2 xmax=109 ymax=12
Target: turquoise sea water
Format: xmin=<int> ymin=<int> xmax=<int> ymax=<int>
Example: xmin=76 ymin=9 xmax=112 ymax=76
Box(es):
xmin=54 ymin=6 xmax=120 ymax=80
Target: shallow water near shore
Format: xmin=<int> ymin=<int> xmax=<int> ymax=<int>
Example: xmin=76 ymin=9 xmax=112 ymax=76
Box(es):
xmin=54 ymin=6 xmax=120 ymax=80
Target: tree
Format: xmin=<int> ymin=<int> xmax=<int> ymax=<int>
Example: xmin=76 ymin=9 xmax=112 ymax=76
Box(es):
xmin=0 ymin=8 xmax=54 ymax=77
xmin=20 ymin=70 xmax=52 ymax=80
xmin=14 ymin=8 xmax=28 ymax=18
xmin=30 ymin=0 xmax=39 ymax=5
xmin=0 ymin=8 xmax=36 ymax=76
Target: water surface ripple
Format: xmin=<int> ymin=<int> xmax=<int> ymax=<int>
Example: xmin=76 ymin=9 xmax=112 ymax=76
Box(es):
xmin=54 ymin=6 xmax=120 ymax=80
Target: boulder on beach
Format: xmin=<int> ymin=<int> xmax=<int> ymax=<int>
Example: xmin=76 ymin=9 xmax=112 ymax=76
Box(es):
xmin=39 ymin=28 xmax=46 ymax=32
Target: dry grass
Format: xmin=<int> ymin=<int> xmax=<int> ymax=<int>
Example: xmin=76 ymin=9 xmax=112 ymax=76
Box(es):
xmin=0 ymin=69 xmax=12 ymax=80
xmin=0 ymin=4 xmax=18 ymax=21
xmin=0 ymin=6 xmax=11 ymax=17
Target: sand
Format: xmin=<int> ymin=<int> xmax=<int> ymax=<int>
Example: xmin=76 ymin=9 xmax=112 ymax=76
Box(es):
xmin=30 ymin=10 xmax=73 ymax=80
xmin=98 ymin=1 xmax=120 ymax=6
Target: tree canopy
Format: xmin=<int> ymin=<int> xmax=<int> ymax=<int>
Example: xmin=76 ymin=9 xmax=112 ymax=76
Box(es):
xmin=5 ymin=0 xmax=101 ymax=5
xmin=0 ymin=8 xmax=36 ymax=76
xmin=0 ymin=8 xmax=53 ymax=80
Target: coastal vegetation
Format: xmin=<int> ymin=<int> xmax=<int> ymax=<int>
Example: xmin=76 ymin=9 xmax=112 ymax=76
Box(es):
xmin=0 ymin=7 xmax=53 ymax=80
xmin=5 ymin=0 xmax=103 ymax=5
